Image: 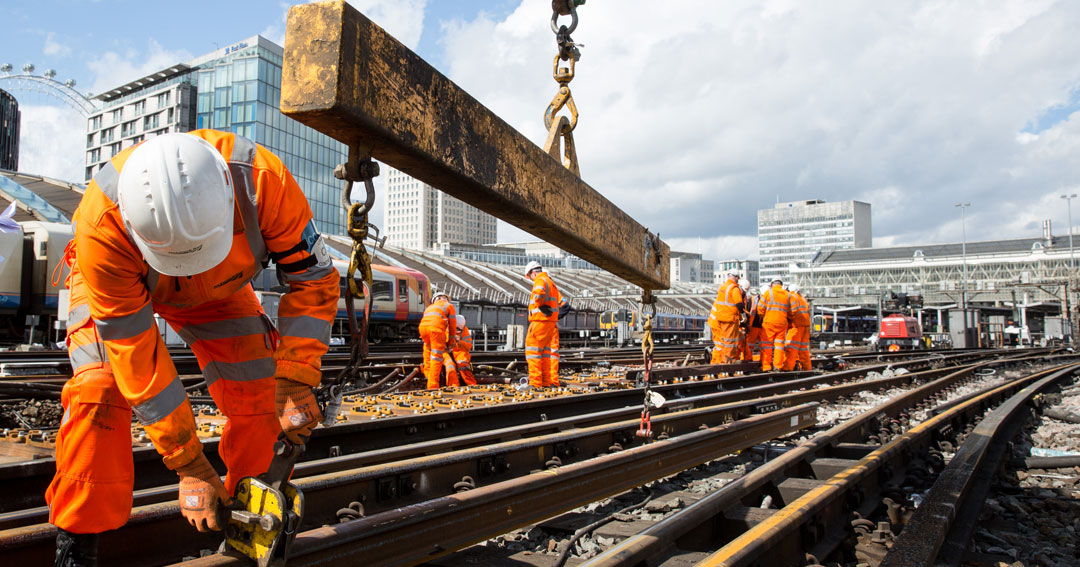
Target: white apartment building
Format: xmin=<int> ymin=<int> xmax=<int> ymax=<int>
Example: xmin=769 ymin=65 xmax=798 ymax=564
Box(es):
xmin=716 ymin=259 xmax=759 ymax=288
xmin=758 ymin=200 xmax=871 ymax=283
xmin=670 ymin=251 xmax=715 ymax=284
xmin=383 ymin=167 xmax=497 ymax=250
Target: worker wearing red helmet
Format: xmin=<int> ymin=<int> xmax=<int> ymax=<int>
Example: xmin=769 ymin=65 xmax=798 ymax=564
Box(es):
xmin=420 ymin=289 xmax=458 ymax=389
xmin=48 ymin=131 xmax=338 ymax=566
xmin=525 ymin=261 xmax=564 ymax=388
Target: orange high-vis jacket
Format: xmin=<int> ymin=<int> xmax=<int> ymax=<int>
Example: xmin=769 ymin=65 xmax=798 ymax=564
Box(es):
xmin=457 ymin=324 xmax=473 ymax=352
xmin=709 ymin=279 xmax=744 ymax=323
xmin=420 ymin=298 xmax=458 ymax=339
xmin=73 ymin=130 xmax=339 ymax=470
xmin=759 ymin=285 xmax=793 ymax=326
xmin=791 ymin=293 xmax=811 ymax=327
xmin=528 ymin=272 xmax=562 ymax=322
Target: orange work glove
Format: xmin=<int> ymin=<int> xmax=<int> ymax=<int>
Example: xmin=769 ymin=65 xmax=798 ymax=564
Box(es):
xmin=176 ymin=454 xmax=230 ymax=532
xmin=275 ymin=378 xmax=322 ymax=444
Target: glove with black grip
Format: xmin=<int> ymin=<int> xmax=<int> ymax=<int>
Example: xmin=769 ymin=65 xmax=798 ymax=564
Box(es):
xmin=558 ymin=302 xmax=572 ymax=320
xmin=538 ymin=305 xmax=555 ymax=317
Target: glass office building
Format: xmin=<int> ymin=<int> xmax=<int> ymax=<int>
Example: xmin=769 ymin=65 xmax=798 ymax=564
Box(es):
xmin=0 ymin=88 xmax=19 ymax=171
xmin=86 ymin=36 xmax=348 ymax=235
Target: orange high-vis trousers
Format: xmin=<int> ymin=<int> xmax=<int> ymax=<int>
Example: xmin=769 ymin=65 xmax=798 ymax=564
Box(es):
xmin=709 ymin=320 xmax=741 ymax=364
xmin=444 ymin=350 xmax=477 ymax=386
xmin=47 ymin=280 xmax=279 ymax=534
xmin=743 ymin=327 xmax=762 ymax=361
xmin=760 ymin=321 xmax=788 ymax=371
xmin=420 ymin=325 xmax=448 ymax=389
xmin=526 ymin=321 xmax=559 ymax=388
xmin=789 ymin=326 xmax=811 ymax=370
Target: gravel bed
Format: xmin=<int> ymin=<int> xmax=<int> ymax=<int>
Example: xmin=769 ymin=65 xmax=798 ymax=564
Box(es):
xmin=966 ymin=376 xmax=1080 ymax=567
xmin=0 ymin=399 xmax=63 ymax=429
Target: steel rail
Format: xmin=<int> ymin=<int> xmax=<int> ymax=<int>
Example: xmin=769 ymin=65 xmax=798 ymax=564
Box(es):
xmin=880 ymin=363 xmax=1080 ymax=567
xmin=0 ymin=351 xmax=983 ymax=513
xmin=177 ymin=404 xmax=817 ymax=567
xmin=693 ymin=360 xmax=1080 ymax=567
xmin=579 ymin=353 xmax=1079 ymax=567
xmin=0 ymin=357 xmax=973 ymax=532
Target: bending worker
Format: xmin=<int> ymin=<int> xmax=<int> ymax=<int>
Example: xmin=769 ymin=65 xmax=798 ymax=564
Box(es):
xmin=444 ymin=315 xmax=477 ymax=386
xmin=525 ymin=261 xmax=564 ymax=388
xmin=49 ymin=131 xmax=337 ymax=566
xmin=759 ymin=278 xmax=793 ymax=372
xmin=708 ymin=271 xmax=744 ymax=364
xmin=742 ymin=283 xmax=763 ymax=362
xmin=784 ymin=284 xmax=812 ymax=371
xmin=419 ymin=289 xmax=458 ymax=389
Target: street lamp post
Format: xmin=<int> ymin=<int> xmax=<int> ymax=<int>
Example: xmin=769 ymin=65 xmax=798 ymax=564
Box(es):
xmin=956 ymin=202 xmax=971 ymax=346
xmin=1061 ymin=193 xmax=1077 ymax=342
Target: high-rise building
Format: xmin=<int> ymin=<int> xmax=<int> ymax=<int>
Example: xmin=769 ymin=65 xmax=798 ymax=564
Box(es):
xmin=83 ymin=36 xmax=348 ymax=235
xmin=383 ymin=167 xmax=496 ymax=250
xmin=758 ymin=200 xmax=871 ymax=283
xmin=0 ymin=88 xmax=19 ymax=171
xmin=716 ymin=259 xmax=759 ymax=288
xmin=669 ymin=251 xmax=715 ymax=284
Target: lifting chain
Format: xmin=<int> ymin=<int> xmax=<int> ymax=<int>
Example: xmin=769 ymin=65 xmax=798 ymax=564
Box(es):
xmin=637 ymin=298 xmax=657 ymax=439
xmin=330 ymin=148 xmax=384 ymax=400
xmin=543 ymin=0 xmax=586 ymax=176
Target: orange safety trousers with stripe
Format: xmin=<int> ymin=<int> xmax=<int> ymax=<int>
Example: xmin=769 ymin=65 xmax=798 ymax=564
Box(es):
xmin=743 ymin=326 xmax=762 ymax=361
xmin=708 ymin=320 xmax=741 ymax=364
xmin=760 ymin=321 xmax=788 ymax=371
xmin=783 ymin=326 xmax=811 ymax=371
xmin=444 ymin=325 xmax=476 ymax=387
xmin=526 ymin=321 xmax=560 ymax=388
xmin=46 ymin=268 xmax=278 ymax=534
xmin=421 ymin=326 xmax=449 ymax=389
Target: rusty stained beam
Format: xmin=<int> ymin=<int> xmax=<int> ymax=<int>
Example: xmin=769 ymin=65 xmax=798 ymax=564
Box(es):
xmin=280 ymin=1 xmax=669 ymax=290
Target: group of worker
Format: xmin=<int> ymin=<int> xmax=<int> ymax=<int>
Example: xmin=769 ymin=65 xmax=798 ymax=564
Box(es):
xmin=708 ymin=271 xmax=812 ymax=372
xmin=419 ymin=260 xmax=567 ymax=390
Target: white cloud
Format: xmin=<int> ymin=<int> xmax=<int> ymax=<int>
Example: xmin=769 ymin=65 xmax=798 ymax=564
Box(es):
xmin=667 ymin=235 xmax=759 ymax=262
xmin=86 ymin=40 xmax=192 ymax=96
xmin=43 ymin=32 xmax=71 ymax=57
xmin=433 ymin=0 xmax=1080 ymax=263
xmin=17 ymin=105 xmax=86 ymax=182
xmin=344 ymin=0 xmax=426 ymax=49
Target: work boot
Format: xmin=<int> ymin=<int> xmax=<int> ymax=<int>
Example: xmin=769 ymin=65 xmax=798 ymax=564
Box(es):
xmin=55 ymin=529 xmax=99 ymax=567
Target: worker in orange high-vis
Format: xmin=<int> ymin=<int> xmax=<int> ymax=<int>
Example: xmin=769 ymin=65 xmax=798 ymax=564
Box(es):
xmin=742 ymin=284 xmax=764 ymax=361
xmin=47 ymin=131 xmax=338 ymax=566
xmin=444 ymin=315 xmax=477 ymax=386
xmin=708 ymin=271 xmax=744 ymax=365
xmin=419 ymin=289 xmax=458 ymax=389
xmin=784 ymin=284 xmax=812 ymax=371
xmin=758 ymin=278 xmax=793 ymax=372
xmin=525 ymin=261 xmax=563 ymax=388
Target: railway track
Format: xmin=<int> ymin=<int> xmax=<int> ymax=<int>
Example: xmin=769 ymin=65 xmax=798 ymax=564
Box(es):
xmin=0 ymin=348 xmax=1048 ymax=565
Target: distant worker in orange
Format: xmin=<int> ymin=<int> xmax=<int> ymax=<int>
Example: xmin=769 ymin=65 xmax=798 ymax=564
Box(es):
xmin=742 ymin=284 xmax=764 ymax=361
xmin=708 ymin=271 xmax=744 ymax=364
xmin=419 ymin=289 xmax=458 ymax=389
xmin=444 ymin=315 xmax=477 ymax=386
xmin=525 ymin=261 xmax=564 ymax=388
xmin=784 ymin=284 xmax=812 ymax=370
xmin=758 ymin=278 xmax=793 ymax=372
xmin=48 ymin=131 xmax=338 ymax=566
xmin=735 ymin=278 xmax=751 ymax=360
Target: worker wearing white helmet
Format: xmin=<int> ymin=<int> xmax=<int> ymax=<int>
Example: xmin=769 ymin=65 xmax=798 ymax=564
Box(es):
xmin=742 ymin=283 xmax=765 ymax=362
xmin=708 ymin=271 xmax=745 ymax=365
xmin=48 ymin=131 xmax=340 ymax=562
xmin=444 ymin=314 xmax=477 ymax=386
xmin=420 ymin=288 xmax=459 ymax=389
xmin=525 ymin=261 xmax=564 ymax=387
xmin=784 ymin=284 xmax=812 ymax=371
xmin=759 ymin=278 xmax=793 ymax=372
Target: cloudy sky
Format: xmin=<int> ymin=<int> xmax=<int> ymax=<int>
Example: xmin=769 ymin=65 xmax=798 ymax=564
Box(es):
xmin=3 ymin=0 xmax=1080 ymax=262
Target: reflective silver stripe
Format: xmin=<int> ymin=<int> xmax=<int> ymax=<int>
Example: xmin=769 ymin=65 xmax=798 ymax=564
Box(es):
xmin=93 ymin=161 xmax=120 ymax=203
xmin=95 ymin=304 xmax=154 ymax=341
xmin=525 ymin=347 xmax=541 ymax=352
xmin=529 ymin=308 xmax=543 ymax=315
xmin=280 ymin=262 xmax=335 ymax=283
xmin=178 ymin=316 xmax=268 ymax=344
xmin=203 ymin=357 xmax=276 ymax=385
xmin=69 ymin=342 xmax=108 ymax=369
xmin=278 ymin=316 xmax=331 ymax=346
xmin=229 ymin=135 xmax=267 ymax=268
xmin=429 ymin=348 xmax=444 ymax=355
xmin=67 ymin=304 xmax=90 ymax=331
xmin=526 ymin=355 xmax=542 ymax=360
xmin=131 ymin=378 xmax=186 ymax=426
xmin=61 ymin=406 xmax=70 ymax=426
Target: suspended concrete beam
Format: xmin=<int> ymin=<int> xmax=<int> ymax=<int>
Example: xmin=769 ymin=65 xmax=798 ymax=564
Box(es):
xmin=280 ymin=1 xmax=669 ymax=291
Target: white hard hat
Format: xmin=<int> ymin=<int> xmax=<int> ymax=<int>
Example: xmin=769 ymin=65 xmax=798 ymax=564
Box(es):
xmin=727 ymin=270 xmax=741 ymax=279
xmin=455 ymin=315 xmax=466 ymax=328
xmin=525 ymin=260 xmax=543 ymax=276
xmin=788 ymin=283 xmax=800 ymax=293
xmin=118 ymin=134 xmax=233 ymax=276
xmin=738 ymin=278 xmax=749 ymax=290
xmin=750 ymin=286 xmax=760 ymax=296
xmin=431 ymin=288 xmax=449 ymax=301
